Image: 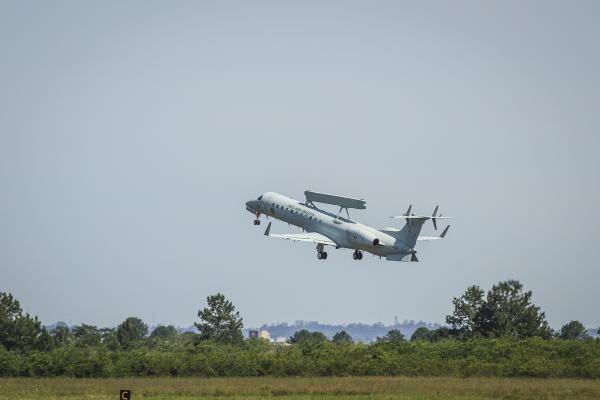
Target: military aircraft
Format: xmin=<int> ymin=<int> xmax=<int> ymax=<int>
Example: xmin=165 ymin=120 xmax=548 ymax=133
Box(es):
xmin=245 ymin=190 xmax=450 ymax=261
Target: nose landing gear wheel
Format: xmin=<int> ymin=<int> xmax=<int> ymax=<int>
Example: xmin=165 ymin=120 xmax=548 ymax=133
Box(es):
xmin=253 ymin=219 xmax=260 ymax=225
xmin=353 ymin=250 xmax=363 ymax=260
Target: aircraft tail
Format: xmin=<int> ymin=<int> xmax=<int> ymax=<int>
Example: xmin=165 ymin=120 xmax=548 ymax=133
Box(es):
xmin=382 ymin=205 xmax=441 ymax=248
xmin=380 ymin=205 xmax=451 ymax=261
xmin=386 ymin=218 xmax=427 ymax=248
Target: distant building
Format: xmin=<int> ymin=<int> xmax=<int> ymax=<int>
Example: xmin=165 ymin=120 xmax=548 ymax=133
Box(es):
xmin=248 ymin=330 xmax=259 ymax=338
xmin=257 ymin=320 xmax=443 ymax=343
xmin=259 ymin=330 xmax=271 ymax=341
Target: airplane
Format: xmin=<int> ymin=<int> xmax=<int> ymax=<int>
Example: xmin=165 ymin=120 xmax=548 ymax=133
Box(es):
xmin=245 ymin=190 xmax=450 ymax=261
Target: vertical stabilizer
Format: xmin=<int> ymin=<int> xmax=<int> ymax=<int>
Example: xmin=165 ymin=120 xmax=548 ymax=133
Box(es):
xmin=388 ymin=218 xmax=428 ymax=248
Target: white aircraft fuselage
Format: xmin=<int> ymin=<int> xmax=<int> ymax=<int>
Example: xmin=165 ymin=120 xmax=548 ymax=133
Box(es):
xmin=245 ymin=191 xmax=448 ymax=261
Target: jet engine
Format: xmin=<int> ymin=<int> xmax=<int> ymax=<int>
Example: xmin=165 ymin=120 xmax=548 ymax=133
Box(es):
xmin=346 ymin=227 xmax=381 ymax=248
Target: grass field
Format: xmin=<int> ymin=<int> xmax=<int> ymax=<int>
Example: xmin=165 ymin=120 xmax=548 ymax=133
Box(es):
xmin=1 ymin=377 xmax=599 ymax=400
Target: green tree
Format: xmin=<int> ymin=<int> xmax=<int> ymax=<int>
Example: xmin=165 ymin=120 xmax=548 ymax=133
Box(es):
xmin=446 ymin=285 xmax=485 ymax=339
xmin=72 ymin=324 xmax=101 ymax=347
xmin=288 ymin=329 xmax=328 ymax=344
xmin=307 ymin=331 xmax=327 ymax=343
xmin=332 ymin=330 xmax=353 ymax=344
xmin=559 ymin=320 xmax=589 ymax=340
xmin=116 ymin=317 xmax=148 ymax=349
xmin=445 ymin=281 xmax=551 ymax=339
xmin=430 ymin=326 xmax=452 ymax=341
xmin=150 ymin=325 xmax=178 ymax=339
xmin=36 ymin=328 xmax=55 ymax=351
xmin=0 ymin=292 xmax=44 ymax=352
xmin=477 ymin=280 xmax=552 ymax=339
xmin=51 ymin=323 xmax=73 ymax=347
xmin=376 ymin=329 xmax=406 ymax=344
xmin=411 ymin=326 xmax=433 ymax=341
xmin=99 ymin=327 xmax=119 ymax=350
xmin=195 ymin=293 xmax=243 ymax=344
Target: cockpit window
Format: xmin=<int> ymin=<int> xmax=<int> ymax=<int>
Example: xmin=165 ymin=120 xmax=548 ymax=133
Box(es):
xmin=257 ymin=195 xmax=263 ymax=200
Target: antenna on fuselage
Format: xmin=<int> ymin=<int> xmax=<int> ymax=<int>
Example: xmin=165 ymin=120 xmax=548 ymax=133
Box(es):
xmin=304 ymin=190 xmax=366 ymax=221
xmin=335 ymin=205 xmax=351 ymax=221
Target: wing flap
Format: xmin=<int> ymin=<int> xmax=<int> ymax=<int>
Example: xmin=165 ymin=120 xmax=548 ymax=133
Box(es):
xmin=264 ymin=222 xmax=337 ymax=246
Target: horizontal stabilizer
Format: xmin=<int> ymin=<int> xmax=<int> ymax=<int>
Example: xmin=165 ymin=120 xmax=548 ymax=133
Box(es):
xmin=386 ymin=254 xmax=411 ymax=261
xmin=390 ymin=215 xmax=452 ymax=219
xmin=417 ymin=225 xmax=450 ymax=241
xmin=391 ymin=205 xmax=452 ymax=221
xmin=386 ymin=254 xmax=418 ymax=262
xmin=391 ymin=205 xmax=451 ymax=233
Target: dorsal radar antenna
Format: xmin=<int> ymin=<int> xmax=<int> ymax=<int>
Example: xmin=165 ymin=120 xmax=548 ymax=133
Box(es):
xmin=304 ymin=190 xmax=366 ymax=221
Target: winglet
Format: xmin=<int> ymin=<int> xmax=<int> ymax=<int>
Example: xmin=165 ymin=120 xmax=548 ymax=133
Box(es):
xmin=432 ymin=205 xmax=439 ymax=230
xmin=440 ymin=225 xmax=450 ymax=238
xmin=264 ymin=222 xmax=272 ymax=236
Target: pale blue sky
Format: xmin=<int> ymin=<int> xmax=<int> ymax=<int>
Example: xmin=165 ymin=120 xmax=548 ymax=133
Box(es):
xmin=1 ymin=1 xmax=599 ymax=329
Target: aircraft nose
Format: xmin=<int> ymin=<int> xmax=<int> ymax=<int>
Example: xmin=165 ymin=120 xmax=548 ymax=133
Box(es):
xmin=246 ymin=200 xmax=256 ymax=209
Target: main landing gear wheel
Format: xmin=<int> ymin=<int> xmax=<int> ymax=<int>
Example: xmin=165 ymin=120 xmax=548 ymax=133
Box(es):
xmin=253 ymin=219 xmax=261 ymax=225
xmin=316 ymin=244 xmax=327 ymax=260
xmin=353 ymin=250 xmax=363 ymax=260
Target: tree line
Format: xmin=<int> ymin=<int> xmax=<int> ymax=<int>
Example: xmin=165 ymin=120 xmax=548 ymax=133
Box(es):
xmin=0 ymin=280 xmax=598 ymax=377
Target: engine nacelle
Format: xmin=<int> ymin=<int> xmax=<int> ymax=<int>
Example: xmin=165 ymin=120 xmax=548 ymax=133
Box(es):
xmin=346 ymin=226 xmax=380 ymax=248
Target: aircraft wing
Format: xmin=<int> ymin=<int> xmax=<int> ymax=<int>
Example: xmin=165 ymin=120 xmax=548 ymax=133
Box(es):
xmin=263 ymin=222 xmax=337 ymax=246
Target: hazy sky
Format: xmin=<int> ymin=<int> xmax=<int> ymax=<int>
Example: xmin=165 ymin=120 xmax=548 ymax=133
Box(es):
xmin=1 ymin=1 xmax=599 ymax=330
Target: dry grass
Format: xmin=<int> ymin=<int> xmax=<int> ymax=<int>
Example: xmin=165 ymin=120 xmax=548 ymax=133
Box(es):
xmin=1 ymin=376 xmax=599 ymax=400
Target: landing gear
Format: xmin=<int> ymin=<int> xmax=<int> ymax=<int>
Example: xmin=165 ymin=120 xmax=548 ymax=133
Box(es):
xmin=316 ymin=243 xmax=327 ymax=260
xmin=353 ymin=250 xmax=363 ymax=260
xmin=253 ymin=211 xmax=261 ymax=225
